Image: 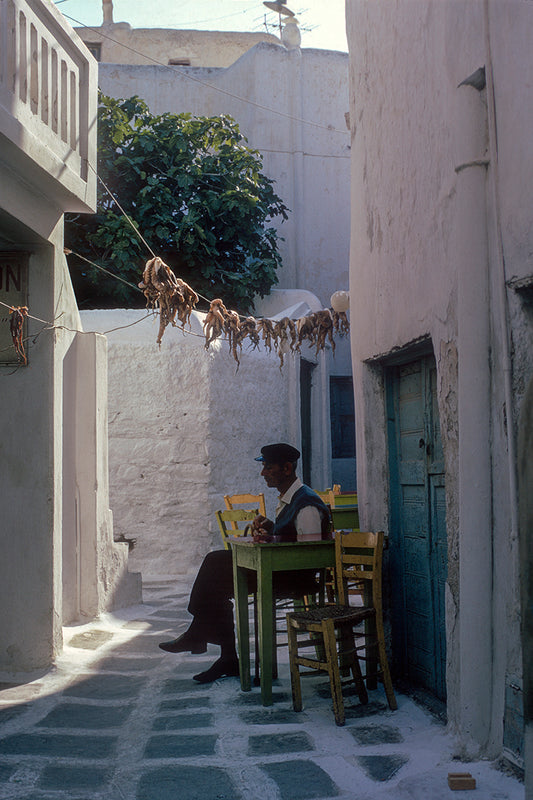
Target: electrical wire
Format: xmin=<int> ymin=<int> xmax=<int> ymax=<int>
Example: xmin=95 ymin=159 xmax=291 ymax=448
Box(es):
xmin=95 ymin=173 xmax=157 ymax=258
xmin=85 ymin=163 xmax=272 ymax=315
xmin=61 ymin=12 xmax=349 ymax=135
xmin=64 ymin=247 xmax=144 ymax=292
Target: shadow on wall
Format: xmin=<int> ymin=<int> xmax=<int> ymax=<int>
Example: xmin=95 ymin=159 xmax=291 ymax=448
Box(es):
xmin=518 ymin=374 xmax=533 ymax=797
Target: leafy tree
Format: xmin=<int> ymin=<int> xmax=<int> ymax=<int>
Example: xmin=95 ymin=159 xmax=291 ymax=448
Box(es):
xmin=65 ymin=94 xmax=289 ymax=310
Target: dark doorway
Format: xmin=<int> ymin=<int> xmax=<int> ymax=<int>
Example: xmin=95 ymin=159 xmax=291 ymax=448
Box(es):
xmin=300 ymin=359 xmax=315 ymax=486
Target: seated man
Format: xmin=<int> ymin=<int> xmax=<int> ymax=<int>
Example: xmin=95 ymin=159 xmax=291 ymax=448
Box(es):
xmin=159 ymin=442 xmax=331 ymax=683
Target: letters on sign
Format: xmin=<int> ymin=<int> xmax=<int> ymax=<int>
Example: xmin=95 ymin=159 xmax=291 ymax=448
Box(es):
xmin=0 ymin=262 xmax=22 ymax=293
xmin=0 ymin=253 xmax=29 ymax=365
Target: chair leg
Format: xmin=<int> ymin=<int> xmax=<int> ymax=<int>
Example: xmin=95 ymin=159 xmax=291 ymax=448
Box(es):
xmin=287 ymin=619 xmax=303 ymax=712
xmin=345 ymin=628 xmax=368 ymax=705
xmin=364 ymin=616 xmax=378 ymax=689
xmin=375 ymin=615 xmax=397 ymax=710
xmin=253 ymin=595 xmax=260 ymax=686
xmin=337 ymin=620 xmax=353 ymax=678
xmin=272 ymin=604 xmax=278 ymax=680
xmin=325 ymin=568 xmax=335 ymax=603
xmin=323 ymin=618 xmax=345 ymax=726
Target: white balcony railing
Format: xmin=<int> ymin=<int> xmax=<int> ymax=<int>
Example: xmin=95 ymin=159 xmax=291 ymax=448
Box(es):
xmin=0 ymin=0 xmax=96 ymax=212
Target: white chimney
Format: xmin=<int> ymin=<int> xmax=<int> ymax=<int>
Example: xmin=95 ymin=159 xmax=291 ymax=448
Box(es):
xmin=281 ymin=17 xmax=301 ymax=50
xmin=103 ymin=0 xmax=113 ymax=24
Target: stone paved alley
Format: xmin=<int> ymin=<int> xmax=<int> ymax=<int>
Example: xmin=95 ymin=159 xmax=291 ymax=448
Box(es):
xmin=0 ymin=579 xmax=524 ymax=800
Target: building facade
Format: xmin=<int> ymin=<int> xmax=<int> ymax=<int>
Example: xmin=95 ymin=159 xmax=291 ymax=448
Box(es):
xmin=346 ymin=0 xmax=533 ymax=770
xmin=75 ymin=3 xmax=280 ymax=69
xmin=0 ymin=0 xmax=141 ymax=673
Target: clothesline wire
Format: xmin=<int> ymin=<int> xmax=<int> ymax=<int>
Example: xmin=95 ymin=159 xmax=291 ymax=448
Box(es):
xmin=62 ymin=12 xmax=349 ymax=136
xmin=94 ymin=172 xmax=157 ymax=259
xmin=0 ymin=288 xmax=227 ymax=347
xmin=0 ymin=298 xmax=166 ymax=341
xmin=76 ymin=177 xmax=266 ymax=318
xmin=64 ymin=246 xmax=143 ymax=292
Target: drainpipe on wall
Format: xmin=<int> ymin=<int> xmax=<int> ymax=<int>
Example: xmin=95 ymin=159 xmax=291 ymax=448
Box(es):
xmin=483 ymin=1 xmax=519 ymax=539
xmin=483 ymin=0 xmax=521 ymax=762
xmin=289 ymin=45 xmax=304 ymax=290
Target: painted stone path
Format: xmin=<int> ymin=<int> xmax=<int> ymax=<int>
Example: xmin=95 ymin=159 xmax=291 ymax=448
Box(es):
xmin=0 ymin=580 xmax=524 ymax=800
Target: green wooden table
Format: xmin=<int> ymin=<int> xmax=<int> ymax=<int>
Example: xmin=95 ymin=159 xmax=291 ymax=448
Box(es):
xmin=231 ymin=539 xmax=335 ymax=706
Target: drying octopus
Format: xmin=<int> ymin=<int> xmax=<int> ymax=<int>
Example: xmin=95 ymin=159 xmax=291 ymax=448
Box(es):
xmin=138 ymin=257 xmax=198 ymax=344
xmin=236 ymin=317 xmax=260 ymax=352
xmin=222 ymin=306 xmax=242 ymax=366
xmin=273 ymin=317 xmax=298 ymax=368
xmin=296 ymin=313 xmax=318 ymax=351
xmin=312 ymin=308 xmax=335 ymax=356
xmin=294 ymin=310 xmax=340 ymax=356
xmin=9 ymin=305 xmax=28 ymax=364
xmin=203 ymin=298 xmax=227 ymax=349
xmin=331 ymin=308 xmax=350 ymax=336
xmin=256 ymin=318 xmax=277 ymax=353
xmin=203 ymin=299 xmax=250 ymax=367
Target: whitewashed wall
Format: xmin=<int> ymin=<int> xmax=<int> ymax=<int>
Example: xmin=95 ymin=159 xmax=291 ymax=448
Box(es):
xmin=346 ymin=0 xmax=533 ymax=762
xmin=75 ymin=23 xmax=279 ymax=68
xmin=0 ymin=0 xmax=142 ymax=673
xmin=81 ymin=307 xmax=316 ymax=580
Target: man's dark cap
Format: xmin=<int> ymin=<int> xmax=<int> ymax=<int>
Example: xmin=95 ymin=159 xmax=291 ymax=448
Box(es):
xmin=255 ymin=443 xmax=300 ymax=465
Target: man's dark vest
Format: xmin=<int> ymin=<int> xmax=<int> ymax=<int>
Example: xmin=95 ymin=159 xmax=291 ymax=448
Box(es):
xmin=272 ymin=485 xmax=331 ymax=542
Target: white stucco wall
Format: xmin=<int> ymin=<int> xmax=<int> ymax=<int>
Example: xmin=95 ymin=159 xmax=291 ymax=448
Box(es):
xmin=81 ymin=308 xmax=314 ymax=580
xmin=75 ymin=24 xmax=280 ymax=68
xmin=346 ymin=0 xmax=533 ymax=761
xmin=0 ymin=0 xmax=140 ymax=672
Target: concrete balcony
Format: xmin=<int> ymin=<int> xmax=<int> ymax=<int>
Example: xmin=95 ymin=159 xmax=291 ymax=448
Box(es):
xmin=0 ymin=0 xmax=97 ymax=213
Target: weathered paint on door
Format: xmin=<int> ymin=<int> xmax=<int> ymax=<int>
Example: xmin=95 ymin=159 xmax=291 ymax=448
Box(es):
xmin=386 ymin=355 xmax=447 ymax=700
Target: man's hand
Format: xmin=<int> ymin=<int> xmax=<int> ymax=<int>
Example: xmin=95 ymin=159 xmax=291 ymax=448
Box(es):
xmin=251 ymin=515 xmax=274 ymax=543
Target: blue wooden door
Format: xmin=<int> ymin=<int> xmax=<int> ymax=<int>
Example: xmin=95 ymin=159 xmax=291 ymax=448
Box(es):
xmin=386 ymin=355 xmax=447 ymax=700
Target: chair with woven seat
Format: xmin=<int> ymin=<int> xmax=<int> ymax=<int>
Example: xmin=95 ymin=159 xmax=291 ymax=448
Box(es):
xmin=286 ymin=530 xmax=397 ymax=725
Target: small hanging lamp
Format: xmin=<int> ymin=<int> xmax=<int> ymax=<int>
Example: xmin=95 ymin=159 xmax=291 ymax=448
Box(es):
xmin=330 ymin=290 xmax=350 ymax=313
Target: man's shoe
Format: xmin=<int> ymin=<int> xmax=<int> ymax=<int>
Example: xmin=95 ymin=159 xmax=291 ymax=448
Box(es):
xmin=158 ymin=633 xmax=207 ymax=654
xmin=192 ymin=657 xmax=239 ymax=683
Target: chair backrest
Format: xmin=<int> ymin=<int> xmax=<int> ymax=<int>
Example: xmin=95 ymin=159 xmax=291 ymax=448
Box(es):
xmin=224 ymin=492 xmax=266 ymax=531
xmin=331 ymin=491 xmax=358 ymax=508
xmin=334 ymin=530 xmax=384 ymax=608
xmin=315 ymin=488 xmax=337 ymax=506
xmin=216 ymin=508 xmax=259 ymax=550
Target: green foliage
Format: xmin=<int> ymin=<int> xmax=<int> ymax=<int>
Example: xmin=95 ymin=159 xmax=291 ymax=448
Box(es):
xmin=65 ymin=94 xmax=289 ymax=310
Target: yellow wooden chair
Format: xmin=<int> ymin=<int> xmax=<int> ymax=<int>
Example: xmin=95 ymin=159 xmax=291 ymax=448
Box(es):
xmin=332 ymin=491 xmax=358 ymax=507
xmin=215 ymin=508 xmax=260 ymax=550
xmin=217 ymin=491 xmax=266 ymax=550
xmin=286 ymin=530 xmax=397 ymax=725
xmin=224 ymin=492 xmax=266 ymax=524
xmin=330 ymin=491 xmax=359 ymax=531
xmin=315 ymin=488 xmax=334 ymax=505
